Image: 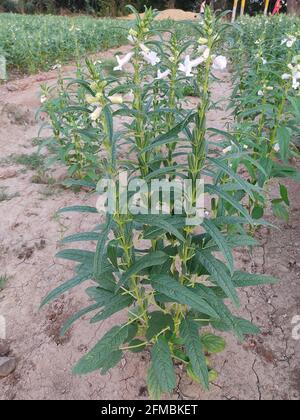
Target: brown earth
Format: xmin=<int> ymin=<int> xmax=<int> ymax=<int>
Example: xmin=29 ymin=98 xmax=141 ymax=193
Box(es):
xmin=124 ymin=8 xmax=200 ymax=21
xmin=0 ymin=45 xmax=300 ymax=400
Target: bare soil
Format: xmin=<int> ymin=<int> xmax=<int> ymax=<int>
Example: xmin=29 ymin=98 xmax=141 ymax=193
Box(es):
xmin=0 ymin=45 xmax=299 ymax=400
xmin=124 ymin=8 xmax=200 ymax=21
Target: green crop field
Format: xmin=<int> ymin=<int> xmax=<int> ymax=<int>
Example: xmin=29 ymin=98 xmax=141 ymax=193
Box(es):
xmin=0 ymin=13 xmax=132 ymax=73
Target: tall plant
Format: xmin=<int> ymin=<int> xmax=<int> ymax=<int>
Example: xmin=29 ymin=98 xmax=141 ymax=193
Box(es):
xmin=42 ymin=6 xmax=278 ymax=399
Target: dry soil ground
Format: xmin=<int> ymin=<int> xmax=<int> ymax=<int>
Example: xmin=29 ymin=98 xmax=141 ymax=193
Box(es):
xmin=0 ymin=44 xmax=300 ymax=400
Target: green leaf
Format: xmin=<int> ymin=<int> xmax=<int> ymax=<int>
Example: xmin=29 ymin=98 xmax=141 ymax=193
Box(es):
xmin=73 ymin=325 xmax=129 ymax=375
xmin=146 ymin=311 xmax=174 ymax=341
xmin=208 ymin=157 xmax=256 ymax=200
xmin=180 ymin=318 xmax=209 ymax=390
xmin=277 ymin=126 xmax=291 ymax=162
xmin=251 ymin=206 xmax=264 ymax=220
xmin=149 ymin=337 xmax=176 ymax=395
xmin=232 ymin=271 xmax=278 ymax=287
xmin=140 ymin=112 xmax=195 ymax=154
xmin=202 ymin=218 xmax=234 ymax=274
xmin=57 ymin=206 xmax=98 ymax=214
xmin=147 ymin=363 xmax=163 ymax=400
xmin=205 ymin=185 xmax=253 ymax=224
xmin=100 ymin=351 xmax=122 ymax=375
xmin=56 ymin=249 xmax=95 ymax=264
xmin=41 ymin=272 xmax=91 ymax=307
xmin=234 ymin=317 xmax=260 ymax=336
xmin=196 ymin=251 xmax=239 ymax=307
xmin=150 ymin=275 xmax=219 ymax=319
xmin=201 ymin=333 xmax=226 ymax=354
xmin=94 ymin=218 xmax=113 ymax=281
xmin=91 ymin=294 xmax=134 ymax=323
xmin=61 ymin=232 xmax=100 ymax=244
xmin=272 ymin=201 xmax=289 ymax=222
xmin=60 ymin=302 xmax=103 ymax=336
xmin=134 ymin=215 xmax=185 ymax=242
xmin=280 ymin=184 xmax=290 ymax=206
xmin=117 ymin=251 xmax=169 ymax=290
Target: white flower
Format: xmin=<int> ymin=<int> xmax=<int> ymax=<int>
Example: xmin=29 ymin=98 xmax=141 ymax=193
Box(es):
xmin=140 ymin=43 xmax=150 ymax=53
xmin=179 ymin=53 xmax=208 ymax=77
xmin=282 ymin=35 xmax=297 ymax=48
xmin=141 ymin=50 xmax=160 ymax=66
xmin=90 ymin=107 xmax=102 ymax=121
xmin=293 ymin=79 xmax=300 ymax=90
xmin=262 ymin=58 xmax=267 ymax=65
xmin=223 ymin=145 xmax=232 ymax=154
xmin=156 ymin=69 xmax=171 ymax=80
xmin=52 ymin=63 xmax=61 ymax=70
xmin=179 ymin=55 xmax=193 ymax=77
xmin=212 ymin=55 xmax=227 ymax=71
xmin=282 ymin=62 xmax=300 ymax=90
xmin=113 ymin=52 xmax=134 ymax=71
xmin=40 ymin=95 xmax=47 ymax=104
xmin=243 ymin=144 xmax=249 ymax=150
xmin=109 ymin=95 xmax=123 ymax=105
xmin=274 ymin=143 xmax=280 ymax=152
xmin=266 ymin=86 xmax=273 ymax=91
xmin=258 ymin=90 xmax=264 ymax=96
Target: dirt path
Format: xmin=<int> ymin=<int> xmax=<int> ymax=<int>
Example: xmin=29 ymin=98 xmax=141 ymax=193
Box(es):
xmin=0 ymin=48 xmax=299 ymax=400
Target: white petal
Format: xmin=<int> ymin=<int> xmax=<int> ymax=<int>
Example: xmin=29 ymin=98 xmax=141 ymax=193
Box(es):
xmin=212 ymin=55 xmax=227 ymax=71
xmin=90 ymin=107 xmax=102 ymax=121
xmin=274 ymin=143 xmax=280 ymax=152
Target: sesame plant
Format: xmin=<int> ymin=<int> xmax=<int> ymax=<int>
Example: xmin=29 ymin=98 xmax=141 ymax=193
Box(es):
xmin=222 ymin=15 xmax=300 ymax=222
xmin=42 ymin=7 xmax=279 ymax=399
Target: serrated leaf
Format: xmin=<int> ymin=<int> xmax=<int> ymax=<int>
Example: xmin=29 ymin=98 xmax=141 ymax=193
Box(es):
xmin=180 ymin=318 xmax=209 ymax=390
xmin=150 ymin=337 xmax=176 ymax=394
xmin=201 ymin=333 xmax=226 ymax=354
xmin=91 ymin=294 xmax=134 ymax=323
xmin=202 ymin=218 xmax=234 ymax=274
xmin=232 ymin=271 xmax=278 ymax=287
xmin=196 ymin=251 xmax=239 ymax=307
xmin=60 ymin=302 xmax=103 ymax=336
xmin=73 ymin=325 xmax=129 ymax=375
xmin=56 ymin=249 xmax=95 ymax=265
xmin=150 ymin=275 xmax=219 ymax=319
xmin=147 ymin=363 xmax=163 ymax=400
xmin=94 ymin=217 xmax=113 ymax=281
xmin=41 ymin=272 xmax=91 ymax=307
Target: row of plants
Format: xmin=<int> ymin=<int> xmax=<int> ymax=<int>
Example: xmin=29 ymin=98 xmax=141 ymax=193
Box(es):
xmin=40 ymin=8 xmax=299 ymax=398
xmin=0 ymin=12 xmax=195 ymax=74
xmin=0 ymin=13 xmax=131 ymax=73
xmin=226 ymin=14 xmax=300 ymax=222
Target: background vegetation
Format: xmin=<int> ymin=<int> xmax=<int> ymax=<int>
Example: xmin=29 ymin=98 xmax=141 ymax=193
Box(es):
xmin=0 ymin=1 xmax=294 ymax=16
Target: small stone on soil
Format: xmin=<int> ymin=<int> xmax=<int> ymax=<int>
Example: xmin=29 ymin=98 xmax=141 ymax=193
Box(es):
xmin=0 ymin=357 xmax=16 ymax=377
